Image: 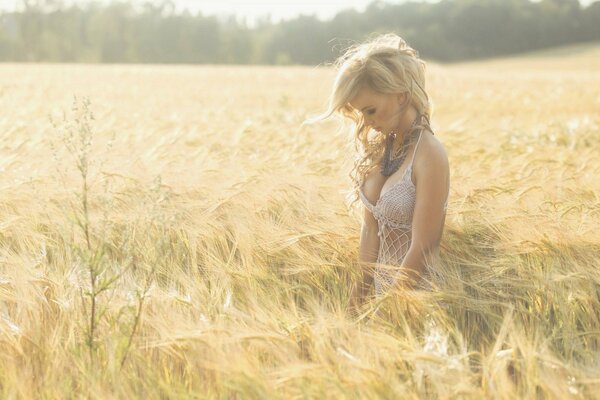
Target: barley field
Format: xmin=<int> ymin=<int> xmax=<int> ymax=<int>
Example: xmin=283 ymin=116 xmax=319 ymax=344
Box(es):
xmin=0 ymin=42 xmax=599 ymax=399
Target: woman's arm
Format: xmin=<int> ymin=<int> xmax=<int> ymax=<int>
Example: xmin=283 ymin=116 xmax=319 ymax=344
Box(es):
xmin=396 ymin=134 xmax=449 ymax=289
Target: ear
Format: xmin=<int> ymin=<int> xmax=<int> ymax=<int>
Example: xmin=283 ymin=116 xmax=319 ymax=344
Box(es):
xmin=396 ymin=92 xmax=408 ymax=106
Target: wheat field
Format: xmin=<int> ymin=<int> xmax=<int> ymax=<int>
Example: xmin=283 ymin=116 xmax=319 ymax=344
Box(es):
xmin=0 ymin=43 xmax=599 ymax=399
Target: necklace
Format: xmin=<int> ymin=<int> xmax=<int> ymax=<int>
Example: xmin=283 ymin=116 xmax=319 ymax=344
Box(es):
xmin=380 ymin=113 xmax=424 ymax=177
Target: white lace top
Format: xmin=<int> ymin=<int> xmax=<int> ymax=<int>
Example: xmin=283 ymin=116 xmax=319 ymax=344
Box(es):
xmin=359 ymin=130 xmax=448 ymax=295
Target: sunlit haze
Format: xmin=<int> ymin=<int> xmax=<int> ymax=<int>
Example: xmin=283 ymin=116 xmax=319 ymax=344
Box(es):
xmin=6 ymin=0 xmax=595 ymax=27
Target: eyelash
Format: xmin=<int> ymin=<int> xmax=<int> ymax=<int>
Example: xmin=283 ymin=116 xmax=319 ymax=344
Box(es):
xmin=367 ymin=109 xmax=375 ymax=115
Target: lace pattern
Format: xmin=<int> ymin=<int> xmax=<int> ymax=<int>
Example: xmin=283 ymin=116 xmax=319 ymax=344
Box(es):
xmin=359 ymin=130 xmax=448 ymax=295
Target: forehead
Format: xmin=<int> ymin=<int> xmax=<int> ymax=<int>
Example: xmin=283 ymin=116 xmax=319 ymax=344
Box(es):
xmin=348 ymin=85 xmax=382 ymax=110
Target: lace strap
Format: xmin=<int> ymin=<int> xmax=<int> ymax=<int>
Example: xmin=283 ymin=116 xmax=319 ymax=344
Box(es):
xmin=409 ymin=129 xmax=424 ymax=170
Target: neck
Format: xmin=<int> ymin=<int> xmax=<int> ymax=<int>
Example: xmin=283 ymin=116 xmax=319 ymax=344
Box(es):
xmin=391 ymin=106 xmax=418 ymax=152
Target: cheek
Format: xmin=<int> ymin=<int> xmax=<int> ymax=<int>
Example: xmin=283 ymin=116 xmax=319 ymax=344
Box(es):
xmin=384 ymin=103 xmax=399 ymax=122
xmin=379 ymin=106 xmax=391 ymax=123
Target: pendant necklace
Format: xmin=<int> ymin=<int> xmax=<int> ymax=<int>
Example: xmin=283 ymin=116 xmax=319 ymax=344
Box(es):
xmin=380 ymin=112 xmax=424 ymax=177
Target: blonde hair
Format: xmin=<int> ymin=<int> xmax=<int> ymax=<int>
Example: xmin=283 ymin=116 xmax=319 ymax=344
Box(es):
xmin=303 ymin=33 xmax=432 ymax=208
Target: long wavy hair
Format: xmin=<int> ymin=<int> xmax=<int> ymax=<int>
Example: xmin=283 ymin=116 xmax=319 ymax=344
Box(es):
xmin=303 ymin=33 xmax=433 ymax=208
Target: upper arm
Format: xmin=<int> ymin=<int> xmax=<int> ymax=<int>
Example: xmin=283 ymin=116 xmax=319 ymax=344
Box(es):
xmin=362 ymin=206 xmax=378 ymax=234
xmin=410 ymin=135 xmax=450 ymax=253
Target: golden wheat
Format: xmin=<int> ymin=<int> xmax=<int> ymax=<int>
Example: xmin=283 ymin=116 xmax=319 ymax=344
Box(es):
xmin=0 ymin=43 xmax=599 ymax=398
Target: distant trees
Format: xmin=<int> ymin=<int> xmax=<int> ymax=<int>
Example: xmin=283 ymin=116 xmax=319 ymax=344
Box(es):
xmin=0 ymin=0 xmax=598 ymax=64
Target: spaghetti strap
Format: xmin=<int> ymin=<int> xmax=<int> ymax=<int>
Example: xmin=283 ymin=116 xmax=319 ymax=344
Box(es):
xmin=409 ymin=129 xmax=424 ymax=169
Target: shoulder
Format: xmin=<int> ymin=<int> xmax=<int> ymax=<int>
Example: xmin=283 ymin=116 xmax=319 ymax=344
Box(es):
xmin=413 ymin=129 xmax=449 ymax=184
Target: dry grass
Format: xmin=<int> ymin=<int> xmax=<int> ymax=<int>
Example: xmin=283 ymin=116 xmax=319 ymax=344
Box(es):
xmin=0 ymin=42 xmax=599 ymax=398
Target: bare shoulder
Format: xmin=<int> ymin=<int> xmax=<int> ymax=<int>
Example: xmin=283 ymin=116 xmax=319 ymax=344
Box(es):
xmin=413 ymin=130 xmax=449 ymax=183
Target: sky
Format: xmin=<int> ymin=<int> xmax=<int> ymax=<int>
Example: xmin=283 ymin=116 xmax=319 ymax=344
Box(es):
xmin=0 ymin=0 xmax=597 ymax=27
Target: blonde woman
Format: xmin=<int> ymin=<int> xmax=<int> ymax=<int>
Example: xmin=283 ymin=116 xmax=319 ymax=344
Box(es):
xmin=305 ymin=33 xmax=450 ymax=312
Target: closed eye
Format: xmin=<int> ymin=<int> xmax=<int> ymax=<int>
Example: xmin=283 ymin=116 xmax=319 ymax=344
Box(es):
xmin=367 ymin=109 xmax=375 ymax=115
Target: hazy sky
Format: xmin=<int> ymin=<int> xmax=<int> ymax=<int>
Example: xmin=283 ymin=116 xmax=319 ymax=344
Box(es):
xmin=0 ymin=0 xmax=597 ymax=27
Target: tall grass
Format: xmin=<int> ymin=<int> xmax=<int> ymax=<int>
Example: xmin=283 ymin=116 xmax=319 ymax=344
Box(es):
xmin=0 ymin=45 xmax=599 ymax=398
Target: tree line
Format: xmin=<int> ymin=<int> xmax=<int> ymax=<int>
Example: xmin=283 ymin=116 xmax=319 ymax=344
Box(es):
xmin=0 ymin=0 xmax=599 ymax=64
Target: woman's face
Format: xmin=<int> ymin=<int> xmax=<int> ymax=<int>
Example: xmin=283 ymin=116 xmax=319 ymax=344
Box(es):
xmin=348 ymin=85 xmax=407 ymax=134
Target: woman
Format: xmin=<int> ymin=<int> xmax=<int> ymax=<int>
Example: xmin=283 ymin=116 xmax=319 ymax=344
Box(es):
xmin=305 ymin=33 xmax=450 ymax=312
